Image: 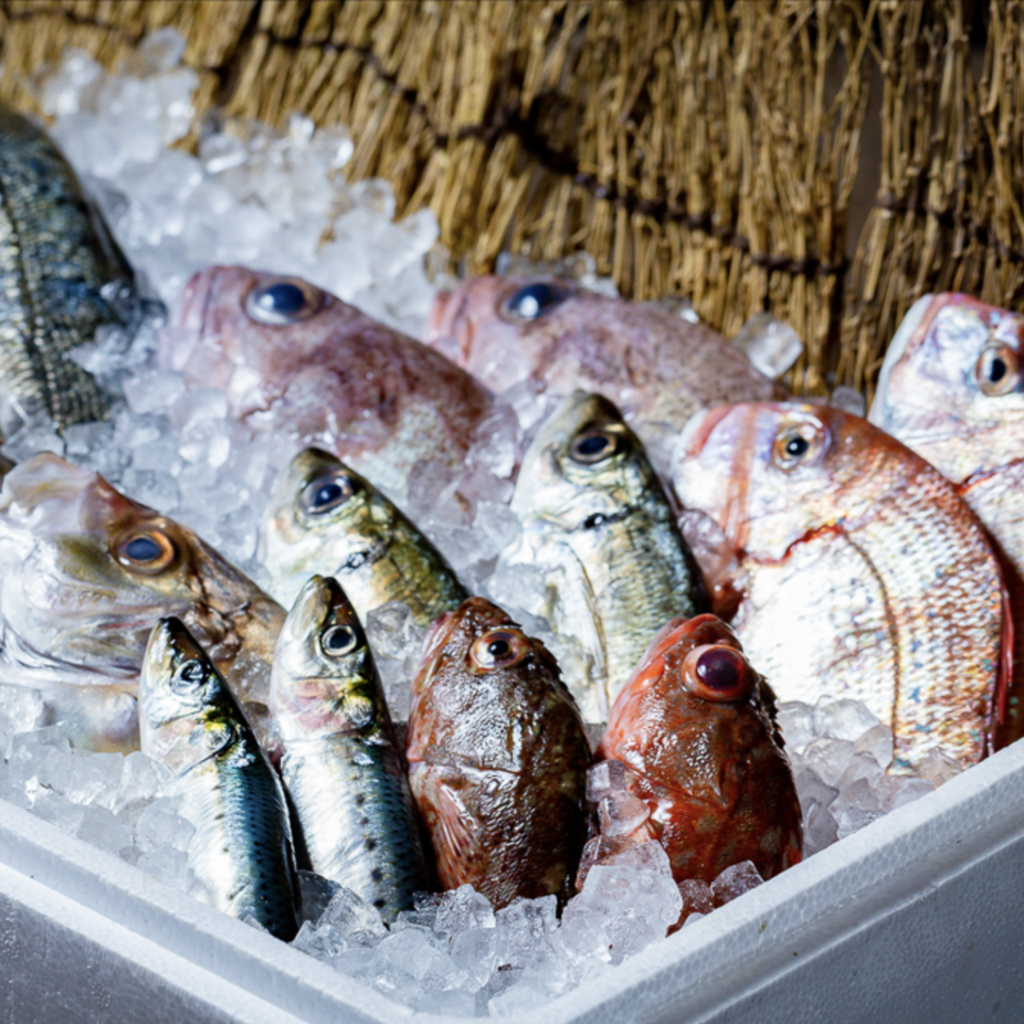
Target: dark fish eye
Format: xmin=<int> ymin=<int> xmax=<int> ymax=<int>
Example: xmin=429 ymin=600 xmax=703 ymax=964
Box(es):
xmin=172 ymin=659 xmax=206 ymax=693
xmin=771 ymin=420 xmax=827 ymax=472
xmin=115 ymin=528 xmax=177 ymax=575
xmin=784 ymin=436 xmax=809 ymax=458
xmin=300 ymin=474 xmax=355 ymax=516
xmin=321 ymin=624 xmax=359 ymax=657
xmin=569 ymin=427 xmax=621 ymax=465
xmin=244 ymin=277 xmax=323 ymax=325
xmin=974 ymin=344 xmax=1021 ymax=396
xmin=470 ymin=628 xmax=531 ymax=671
xmin=502 ymin=281 xmax=569 ymax=321
xmin=682 ymin=643 xmax=756 ymax=702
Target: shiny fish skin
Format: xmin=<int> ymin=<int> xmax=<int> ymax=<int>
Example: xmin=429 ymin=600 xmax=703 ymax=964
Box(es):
xmin=505 ymin=390 xmax=709 ymax=721
xmin=161 ymin=266 xmax=494 ymax=499
xmin=259 ymin=448 xmax=468 ymax=626
xmin=0 ymin=108 xmax=141 ymax=433
xmin=140 ymin=617 xmax=300 ymax=940
xmin=405 ymin=598 xmax=592 ymax=909
xmin=427 ymin=275 xmax=783 ymax=469
xmin=270 ymin=575 xmax=431 ymax=921
xmin=869 ymin=294 xmax=1024 ymax=750
xmin=673 ymin=402 xmax=1010 ymax=772
xmin=0 ymin=453 xmax=284 ymax=751
xmin=598 ymin=615 xmax=802 ymax=885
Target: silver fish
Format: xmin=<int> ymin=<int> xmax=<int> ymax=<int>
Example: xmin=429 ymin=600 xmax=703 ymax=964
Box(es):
xmin=270 ymin=575 xmax=431 ymax=921
xmin=140 ymin=616 xmax=300 ymax=940
xmin=258 ymin=447 xmax=469 ymax=627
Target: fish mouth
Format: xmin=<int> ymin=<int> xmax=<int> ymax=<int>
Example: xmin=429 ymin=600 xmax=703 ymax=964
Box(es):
xmin=426 ymin=281 xmax=477 ymax=364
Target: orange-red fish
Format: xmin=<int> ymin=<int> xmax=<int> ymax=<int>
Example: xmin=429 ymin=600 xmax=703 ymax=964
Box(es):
xmin=869 ymin=294 xmax=1024 ymax=748
xmin=161 ymin=266 xmax=494 ymax=499
xmin=405 ymin=598 xmax=592 ymax=909
xmin=673 ymin=402 xmax=1012 ymax=772
xmin=597 ymin=614 xmax=801 ymax=885
xmin=427 ymin=276 xmax=782 ymax=468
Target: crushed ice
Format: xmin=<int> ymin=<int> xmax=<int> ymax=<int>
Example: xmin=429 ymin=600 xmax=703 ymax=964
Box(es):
xmin=0 ymin=32 xmax=959 ymax=1018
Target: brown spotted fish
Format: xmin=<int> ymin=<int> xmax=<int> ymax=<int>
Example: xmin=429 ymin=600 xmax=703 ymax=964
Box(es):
xmin=161 ymin=266 xmax=494 ymax=499
xmin=427 ymin=276 xmax=783 ymax=468
xmin=598 ymin=614 xmax=801 ymax=885
xmin=673 ymin=402 xmax=1011 ymax=773
xmin=405 ymin=598 xmax=592 ymax=909
xmin=869 ymin=294 xmax=1024 ymax=748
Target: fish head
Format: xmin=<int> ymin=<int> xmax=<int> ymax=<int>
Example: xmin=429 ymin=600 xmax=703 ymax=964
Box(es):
xmin=139 ymin=616 xmax=236 ymax=772
xmin=408 ymin=597 xmax=578 ymax=768
xmin=270 ymin=574 xmax=381 ymax=739
xmin=511 ymin=390 xmax=647 ymax=527
xmin=258 ymin=447 xmax=376 ymax=607
xmin=673 ymin=401 xmax=878 ymax=561
xmin=869 ymin=293 xmax=1024 ymax=483
xmin=0 ymin=454 xmax=284 ymax=697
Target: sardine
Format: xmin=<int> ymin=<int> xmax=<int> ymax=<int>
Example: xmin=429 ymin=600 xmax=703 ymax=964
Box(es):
xmin=259 ymin=448 xmax=468 ymax=625
xmin=426 ymin=276 xmax=783 ymax=469
xmin=869 ymin=294 xmax=1024 ymax=749
xmin=270 ymin=575 xmax=432 ymax=921
xmin=0 ymin=453 xmax=284 ymax=750
xmin=161 ymin=266 xmax=494 ymax=499
xmin=140 ymin=616 xmax=300 ymax=939
xmin=0 ymin=108 xmax=142 ymax=433
xmin=673 ymin=401 xmax=1011 ymax=772
xmin=503 ymin=390 xmax=709 ymax=721
xmin=405 ymin=598 xmax=592 ymax=909
xmin=598 ymin=614 xmax=802 ymax=884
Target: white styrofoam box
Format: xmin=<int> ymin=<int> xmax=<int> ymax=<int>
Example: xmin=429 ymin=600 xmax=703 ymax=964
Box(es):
xmin=2 ymin=739 xmax=1024 ymax=1024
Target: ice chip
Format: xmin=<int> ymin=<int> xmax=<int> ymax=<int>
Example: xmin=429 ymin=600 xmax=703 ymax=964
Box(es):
xmin=677 ymin=878 xmax=715 ymax=919
xmin=803 ymin=801 xmax=839 ymax=855
xmin=137 ymin=846 xmax=190 ymax=889
xmin=298 ymin=870 xmax=344 ymax=925
xmin=730 ymin=312 xmax=803 ymax=379
xmin=135 ymin=799 xmax=195 ymax=853
xmin=711 ymin=861 xmax=764 ymax=906
xmin=830 ymin=385 xmax=867 ymax=417
xmin=77 ymin=804 xmax=133 ymax=854
xmin=586 ymin=759 xmax=629 ymax=803
xmin=776 ymin=700 xmax=816 ymax=753
xmin=597 ymin=790 xmax=652 ymax=837
xmin=34 ymin=48 xmax=104 ymax=117
xmin=364 ymin=602 xmax=421 ymax=661
xmin=32 ymin=791 xmax=86 ymax=836
xmin=918 ymin=746 xmax=964 ymax=788
xmin=318 ymin=887 xmax=388 ymax=945
xmin=813 ymin=697 xmax=879 ymax=743
xmin=378 ymin=925 xmax=450 ymax=981
xmin=434 ymin=885 xmax=495 ymax=939
xmin=803 ymin=737 xmax=855 ymax=788
xmin=853 ymin=723 xmax=895 ymax=769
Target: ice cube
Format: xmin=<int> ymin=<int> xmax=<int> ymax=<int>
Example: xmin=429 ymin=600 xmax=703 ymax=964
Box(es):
xmin=135 ymin=799 xmax=195 ymax=853
xmin=830 ymin=386 xmax=867 ymax=417
xmin=137 ymin=846 xmax=190 ymax=889
xmin=813 ymin=697 xmax=879 ymax=743
xmin=132 ymin=28 xmax=187 ymax=76
xmin=597 ymin=790 xmax=652 ymax=837
xmin=31 ymin=791 xmax=86 ymax=835
xmin=710 ymin=861 xmax=764 ymax=906
xmin=298 ymin=870 xmax=344 ymax=925
xmin=776 ymin=700 xmax=816 ymax=753
xmin=918 ymin=746 xmax=964 ymax=787
xmin=830 ymin=777 xmax=885 ymax=840
xmin=731 ymin=312 xmax=803 ymax=379
xmin=803 ymin=737 xmax=855 ymax=787
xmin=586 ymin=759 xmax=629 ymax=803
xmin=434 ymin=884 xmax=495 ymax=938
xmin=853 ymin=723 xmax=894 ymax=769
xmin=677 ymin=878 xmax=715 ymax=918
xmin=77 ymin=804 xmax=133 ymax=854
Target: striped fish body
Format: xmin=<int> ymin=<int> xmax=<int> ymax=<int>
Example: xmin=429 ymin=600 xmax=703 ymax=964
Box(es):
xmin=0 ymin=109 xmax=140 ymax=432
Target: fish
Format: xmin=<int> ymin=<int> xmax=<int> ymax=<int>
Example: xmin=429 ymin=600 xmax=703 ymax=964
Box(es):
xmin=405 ymin=597 xmax=592 ymax=909
xmin=868 ymin=293 xmax=1024 ymax=749
xmin=672 ymin=401 xmax=1011 ymax=772
xmin=0 ymin=453 xmax=285 ymax=751
xmin=161 ymin=266 xmax=495 ymax=499
xmin=0 ymin=108 xmax=143 ymax=434
xmin=140 ymin=616 xmax=300 ymax=940
xmin=503 ymin=390 xmax=710 ymax=722
xmin=258 ymin=447 xmax=469 ymax=626
xmin=597 ymin=614 xmax=802 ymax=885
xmin=270 ymin=575 xmax=432 ymax=921
xmin=426 ymin=276 xmax=783 ymax=469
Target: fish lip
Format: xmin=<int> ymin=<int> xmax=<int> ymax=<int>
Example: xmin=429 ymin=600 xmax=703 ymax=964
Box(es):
xmin=176 ymin=266 xmax=221 ymax=335
xmin=426 ymin=281 xmax=476 ymax=363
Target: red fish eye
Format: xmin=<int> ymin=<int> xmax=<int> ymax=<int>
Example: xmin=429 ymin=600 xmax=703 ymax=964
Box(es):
xmin=114 ymin=528 xmax=178 ymax=575
xmin=681 ymin=643 xmax=756 ymax=702
xmin=771 ymin=420 xmax=827 ymax=472
xmin=469 ymin=629 xmax=531 ymax=671
xmin=974 ymin=344 xmax=1021 ymax=396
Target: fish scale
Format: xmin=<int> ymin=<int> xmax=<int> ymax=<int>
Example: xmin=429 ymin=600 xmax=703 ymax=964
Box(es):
xmin=0 ymin=109 xmax=140 ymax=433
xmin=674 ymin=402 xmax=1009 ymax=772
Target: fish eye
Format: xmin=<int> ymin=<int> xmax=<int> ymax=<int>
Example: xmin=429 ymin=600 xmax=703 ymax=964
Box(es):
xmin=114 ymin=529 xmax=177 ymax=575
xmin=469 ymin=628 xmax=531 ymax=671
xmin=321 ymin=624 xmax=359 ymax=658
xmin=974 ymin=344 xmax=1021 ymax=396
xmin=171 ymin=659 xmax=206 ymax=694
xmin=300 ymin=473 xmax=355 ymax=516
xmin=771 ymin=419 xmax=827 ymax=472
xmin=244 ymin=277 xmax=323 ymax=325
xmin=681 ymin=643 xmax=756 ymax=702
xmin=501 ymin=281 xmax=569 ymax=322
xmin=569 ymin=427 xmax=622 ymax=465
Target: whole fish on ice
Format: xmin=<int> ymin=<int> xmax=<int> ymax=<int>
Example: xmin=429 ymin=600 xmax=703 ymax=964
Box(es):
xmin=869 ymin=294 xmax=1024 ymax=748
xmin=0 ymin=108 xmax=143 ymax=434
xmin=427 ymin=275 xmax=783 ymax=468
xmin=161 ymin=266 xmax=494 ymax=499
xmin=598 ymin=614 xmax=802 ymax=885
xmin=673 ymin=402 xmax=1011 ymax=772
xmin=141 ymin=616 xmax=300 ymax=940
xmin=405 ymin=597 xmax=592 ymax=909
xmin=0 ymin=453 xmax=284 ymax=750
xmin=271 ymin=575 xmax=432 ymax=921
